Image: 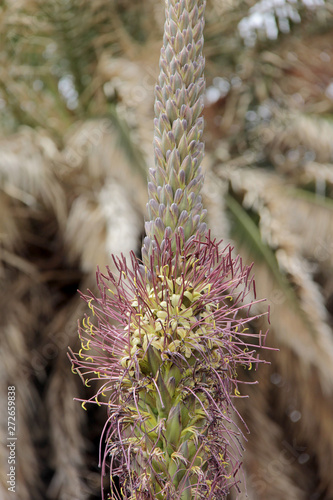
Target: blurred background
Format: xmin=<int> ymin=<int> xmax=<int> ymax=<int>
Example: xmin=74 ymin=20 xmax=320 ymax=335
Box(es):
xmin=0 ymin=0 xmax=333 ymax=499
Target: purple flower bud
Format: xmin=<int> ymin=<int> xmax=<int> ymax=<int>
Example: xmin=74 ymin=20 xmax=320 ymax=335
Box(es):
xmin=147 ymin=199 xmax=159 ymax=218
xmin=158 ymin=203 xmax=166 ymax=219
xmin=165 ymin=184 xmax=174 ymax=204
xmin=178 ymin=209 xmax=189 ymax=226
xmin=170 ymin=203 xmax=179 ymax=218
xmin=166 ymin=98 xmax=178 ymax=122
xmin=148 ymin=181 xmax=158 ymax=199
xmin=174 ymin=188 xmax=183 ymax=205
xmin=179 ymin=169 xmax=186 ymax=187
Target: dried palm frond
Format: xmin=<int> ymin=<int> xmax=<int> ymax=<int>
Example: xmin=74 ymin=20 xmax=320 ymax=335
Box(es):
xmin=0 ymin=336 xmax=39 ymax=500
xmin=0 ymin=128 xmax=66 ymax=225
xmin=47 ymin=371 xmax=89 ymax=500
xmin=215 ymin=164 xmax=333 ymax=497
xmin=231 ymin=363 xmax=309 ymax=500
xmin=62 ymin=118 xmax=146 ymax=274
xmin=256 ymin=112 xmax=333 ymax=173
xmin=46 ymin=298 xmax=90 ymax=500
xmin=0 ymin=270 xmax=53 ymax=500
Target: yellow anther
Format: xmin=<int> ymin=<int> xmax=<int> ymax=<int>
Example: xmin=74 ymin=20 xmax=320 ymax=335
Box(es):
xmin=85 ymin=379 xmax=91 ymax=387
xmin=79 ymin=348 xmax=84 ymax=359
xmin=86 ymin=356 xmax=94 ymax=362
xmin=88 ymin=299 xmax=95 ymax=315
xmin=81 ymin=402 xmax=87 ymax=411
xmin=95 ymin=396 xmax=101 ymax=406
xmin=83 ymin=339 xmax=91 ymax=350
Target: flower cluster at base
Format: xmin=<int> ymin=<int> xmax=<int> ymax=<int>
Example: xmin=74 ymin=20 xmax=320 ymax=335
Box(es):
xmin=70 ymin=231 xmax=267 ymax=500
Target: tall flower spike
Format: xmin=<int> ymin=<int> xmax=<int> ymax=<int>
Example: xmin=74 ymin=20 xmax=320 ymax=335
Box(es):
xmin=142 ymin=0 xmax=207 ymax=266
xmin=70 ymin=1 xmax=269 ymax=499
